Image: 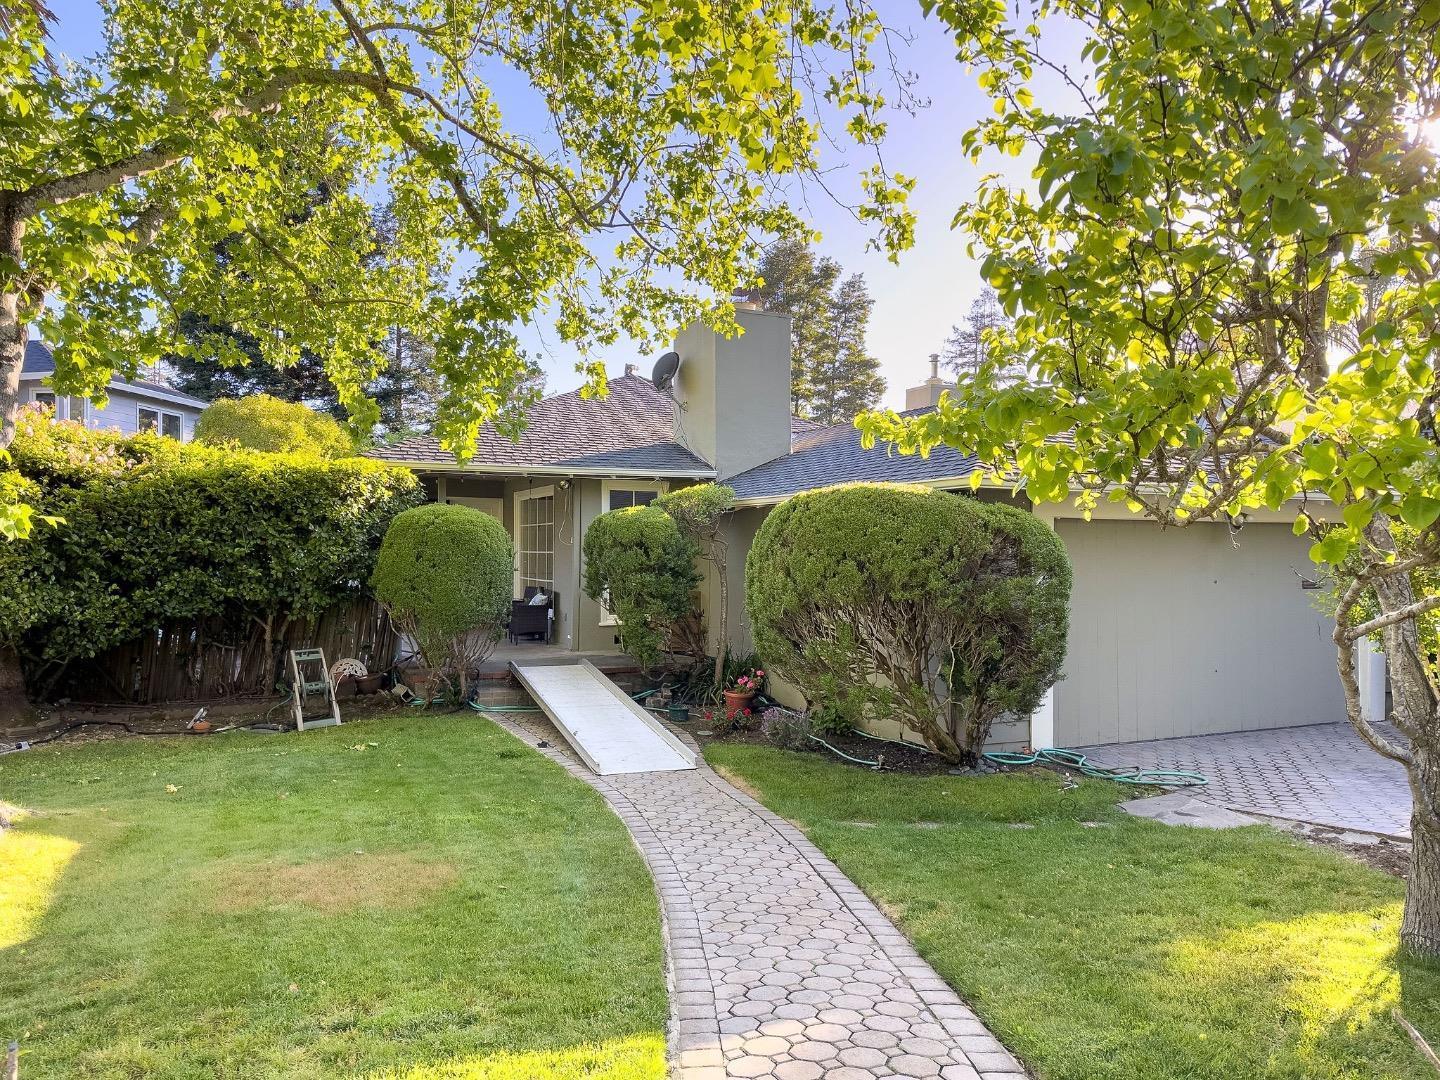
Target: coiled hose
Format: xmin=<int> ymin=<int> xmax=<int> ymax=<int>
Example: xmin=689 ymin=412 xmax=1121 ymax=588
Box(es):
xmin=983 ymin=747 xmax=1208 ymax=787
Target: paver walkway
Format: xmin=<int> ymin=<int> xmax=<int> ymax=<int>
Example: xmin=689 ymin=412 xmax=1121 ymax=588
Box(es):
xmin=488 ymin=712 xmax=1025 ymax=1080
xmin=1083 ymin=721 xmax=1412 ymax=838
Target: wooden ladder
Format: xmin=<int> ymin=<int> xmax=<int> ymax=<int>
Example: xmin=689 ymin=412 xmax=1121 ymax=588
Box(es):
xmin=288 ymin=648 xmax=342 ymax=731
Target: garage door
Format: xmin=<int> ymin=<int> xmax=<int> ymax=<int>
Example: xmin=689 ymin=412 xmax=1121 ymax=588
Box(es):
xmin=1054 ymin=519 xmax=1343 ymax=746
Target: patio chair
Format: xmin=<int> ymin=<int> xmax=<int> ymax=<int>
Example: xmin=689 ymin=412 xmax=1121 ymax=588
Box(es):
xmin=508 ymin=590 xmax=556 ymax=644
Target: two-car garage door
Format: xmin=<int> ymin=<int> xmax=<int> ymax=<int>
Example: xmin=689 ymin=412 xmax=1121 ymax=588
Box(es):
xmin=1053 ymin=519 xmax=1345 ymax=747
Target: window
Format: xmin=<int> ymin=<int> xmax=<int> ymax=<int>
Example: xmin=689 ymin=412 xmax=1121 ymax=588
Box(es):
xmin=607 ymin=487 xmax=660 ymax=511
xmin=513 ymin=486 xmax=555 ymax=599
xmin=33 ymin=391 xmax=55 ymax=409
xmin=138 ymin=405 xmax=184 ymax=440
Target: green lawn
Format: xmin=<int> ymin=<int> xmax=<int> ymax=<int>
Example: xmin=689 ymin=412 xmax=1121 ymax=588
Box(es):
xmin=708 ymin=743 xmax=1440 ymax=1080
xmin=0 ymin=713 xmax=666 ymax=1080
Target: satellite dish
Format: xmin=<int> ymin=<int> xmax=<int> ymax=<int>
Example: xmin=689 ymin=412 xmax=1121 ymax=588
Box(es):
xmin=651 ymin=351 xmax=681 ymax=392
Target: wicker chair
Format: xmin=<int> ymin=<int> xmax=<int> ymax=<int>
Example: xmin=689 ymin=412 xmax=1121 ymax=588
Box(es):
xmin=508 ymin=590 xmax=556 ymax=644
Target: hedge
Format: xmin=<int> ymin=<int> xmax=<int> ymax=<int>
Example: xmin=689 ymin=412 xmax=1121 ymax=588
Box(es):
xmin=0 ymin=416 xmax=422 ymax=689
xmin=745 ymin=482 xmax=1072 ymax=764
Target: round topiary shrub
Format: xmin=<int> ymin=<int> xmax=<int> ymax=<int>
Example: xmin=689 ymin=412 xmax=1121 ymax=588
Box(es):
xmin=745 ymin=482 xmax=1072 ymax=764
xmin=195 ymin=395 xmax=354 ymax=458
xmin=372 ymin=503 xmax=513 ymax=698
xmin=583 ymin=505 xmax=701 ymax=671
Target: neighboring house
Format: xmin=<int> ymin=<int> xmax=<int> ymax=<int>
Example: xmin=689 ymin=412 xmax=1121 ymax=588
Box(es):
xmin=368 ymin=307 xmax=1348 ymax=752
xmin=19 ymin=340 xmax=207 ymax=441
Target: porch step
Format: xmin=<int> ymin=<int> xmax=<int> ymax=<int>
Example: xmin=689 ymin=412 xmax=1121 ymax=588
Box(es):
xmin=509 ymin=659 xmax=696 ymax=775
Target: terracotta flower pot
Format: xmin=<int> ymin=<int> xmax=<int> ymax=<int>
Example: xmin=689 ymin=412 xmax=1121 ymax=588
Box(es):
xmin=722 ymin=689 xmax=756 ymax=723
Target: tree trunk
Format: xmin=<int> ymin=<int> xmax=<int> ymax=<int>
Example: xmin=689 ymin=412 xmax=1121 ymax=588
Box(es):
xmin=714 ymin=547 xmax=727 ymax=689
xmin=1 ymin=195 xmax=28 ymax=450
xmin=1404 ymin=781 xmax=1440 ymax=960
xmin=1358 ymin=517 xmax=1440 ymax=963
xmin=0 ymin=199 xmax=37 ymax=728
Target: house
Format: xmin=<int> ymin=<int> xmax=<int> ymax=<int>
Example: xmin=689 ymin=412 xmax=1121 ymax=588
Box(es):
xmin=20 ymin=340 xmax=207 ymax=440
xmin=368 ymin=308 xmax=1347 ymax=751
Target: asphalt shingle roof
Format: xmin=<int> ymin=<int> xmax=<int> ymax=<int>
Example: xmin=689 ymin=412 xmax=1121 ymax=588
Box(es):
xmin=22 ymin=340 xmax=209 ymax=406
xmin=21 ymin=340 xmax=54 ymax=374
xmin=366 ymin=373 xmax=715 ymax=475
xmin=726 ymin=408 xmax=981 ymax=502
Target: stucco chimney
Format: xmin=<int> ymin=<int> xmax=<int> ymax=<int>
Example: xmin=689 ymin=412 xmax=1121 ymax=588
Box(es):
xmin=672 ymin=308 xmax=792 ymax=480
xmin=905 ymin=353 xmax=957 ymax=411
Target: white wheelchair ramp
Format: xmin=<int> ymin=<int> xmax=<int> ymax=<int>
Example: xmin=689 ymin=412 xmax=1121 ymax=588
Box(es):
xmin=509 ymin=659 xmax=696 ymax=775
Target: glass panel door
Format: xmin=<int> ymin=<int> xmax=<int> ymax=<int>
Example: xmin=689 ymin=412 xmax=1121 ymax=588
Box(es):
xmin=515 ymin=490 xmax=555 ymax=598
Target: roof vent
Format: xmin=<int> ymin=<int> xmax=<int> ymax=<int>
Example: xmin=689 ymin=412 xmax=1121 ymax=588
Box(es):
xmin=624 ymin=362 xmax=640 ymax=376
xmin=651 ymin=351 xmax=681 ymax=392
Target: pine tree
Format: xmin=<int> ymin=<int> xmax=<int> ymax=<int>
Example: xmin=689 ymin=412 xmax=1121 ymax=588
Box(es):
xmin=809 ymin=274 xmax=884 ymax=424
xmin=756 ymin=239 xmax=883 ymax=422
xmin=942 ymin=288 xmax=1008 ymax=381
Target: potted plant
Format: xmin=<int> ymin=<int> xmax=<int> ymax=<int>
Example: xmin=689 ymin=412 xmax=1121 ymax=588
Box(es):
xmin=722 ymin=667 xmax=765 ymax=723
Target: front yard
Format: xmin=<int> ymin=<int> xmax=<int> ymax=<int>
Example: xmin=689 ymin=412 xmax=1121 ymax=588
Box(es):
xmin=708 ymin=743 xmax=1440 ymax=1080
xmin=0 ymin=714 xmax=667 ymax=1079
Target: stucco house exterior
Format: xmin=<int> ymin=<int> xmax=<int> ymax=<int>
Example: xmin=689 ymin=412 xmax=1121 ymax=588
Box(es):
xmin=368 ymin=308 xmax=1355 ymax=751
xmin=20 ymin=340 xmax=207 ymax=440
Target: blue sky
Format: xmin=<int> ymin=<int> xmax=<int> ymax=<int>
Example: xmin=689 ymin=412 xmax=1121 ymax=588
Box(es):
xmin=44 ymin=0 xmax=1064 ymax=411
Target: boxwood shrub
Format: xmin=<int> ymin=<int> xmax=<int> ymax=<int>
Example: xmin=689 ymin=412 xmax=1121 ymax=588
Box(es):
xmin=745 ymin=482 xmax=1071 ymax=764
xmin=371 ymin=503 xmax=514 ymax=698
xmin=582 ymin=505 xmax=700 ymax=671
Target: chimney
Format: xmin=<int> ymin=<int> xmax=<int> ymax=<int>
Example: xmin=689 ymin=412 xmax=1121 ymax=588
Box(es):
xmin=672 ymin=308 xmax=792 ymax=479
xmin=624 ymin=362 xmax=640 ymax=376
xmin=905 ymin=353 xmax=957 ymax=411
xmin=732 ymin=288 xmax=764 ymax=312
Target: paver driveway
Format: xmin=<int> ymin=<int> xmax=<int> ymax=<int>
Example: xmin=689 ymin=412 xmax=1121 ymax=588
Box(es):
xmin=1083 ymin=721 xmax=1412 ymax=837
xmin=488 ymin=712 xmax=1024 ymax=1080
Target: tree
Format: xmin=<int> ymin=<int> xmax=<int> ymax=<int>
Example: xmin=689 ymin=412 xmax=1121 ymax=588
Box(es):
xmin=0 ymin=0 xmax=916 ymax=534
xmin=745 ymin=483 xmax=1070 ymax=764
xmin=943 ymin=288 xmax=1013 ymax=382
xmin=757 ymin=239 xmax=886 ymax=421
xmin=371 ymin=503 xmax=513 ymax=701
xmin=860 ymin=0 xmax=1440 ymax=959
xmin=809 ymin=274 xmax=886 ymax=425
xmin=653 ymin=483 xmax=736 ymax=686
xmin=194 ymin=395 xmax=354 ymax=457
xmin=582 ymin=506 xmax=701 ymax=672
xmin=165 ymin=313 xmax=346 ymax=417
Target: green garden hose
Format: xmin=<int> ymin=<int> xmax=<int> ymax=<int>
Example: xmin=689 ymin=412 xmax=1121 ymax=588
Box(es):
xmin=982 ymin=747 xmax=1208 ymax=787
xmin=808 ymin=734 xmax=882 ymax=767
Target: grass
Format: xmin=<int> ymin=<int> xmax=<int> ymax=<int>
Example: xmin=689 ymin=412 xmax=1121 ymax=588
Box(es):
xmin=0 ymin=712 xmax=667 ymax=1080
xmin=707 ymin=743 xmax=1440 ymax=1080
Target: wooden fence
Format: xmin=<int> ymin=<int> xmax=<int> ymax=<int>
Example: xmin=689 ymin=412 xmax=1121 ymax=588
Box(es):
xmin=40 ymin=597 xmax=399 ymax=706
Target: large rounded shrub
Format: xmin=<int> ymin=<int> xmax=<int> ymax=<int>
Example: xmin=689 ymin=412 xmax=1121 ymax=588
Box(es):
xmin=745 ymin=482 xmax=1071 ymax=764
xmin=372 ymin=503 xmax=514 ymax=697
xmin=583 ymin=505 xmax=700 ymax=670
xmin=195 ymin=394 xmax=353 ymax=458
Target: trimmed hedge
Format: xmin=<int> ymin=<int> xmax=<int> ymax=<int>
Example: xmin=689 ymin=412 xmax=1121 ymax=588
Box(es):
xmin=582 ymin=505 xmax=700 ymax=670
xmin=371 ymin=503 xmax=514 ymax=696
xmin=0 ymin=417 xmax=422 ymax=682
xmin=194 ymin=394 xmax=354 ymax=458
xmin=745 ymin=482 xmax=1071 ymax=764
